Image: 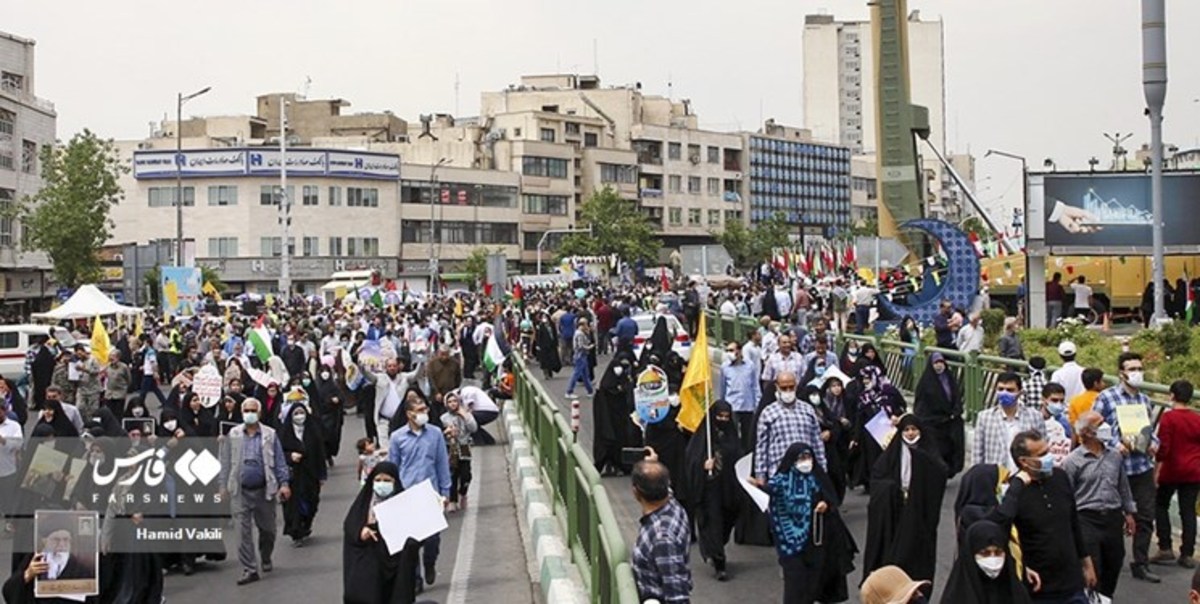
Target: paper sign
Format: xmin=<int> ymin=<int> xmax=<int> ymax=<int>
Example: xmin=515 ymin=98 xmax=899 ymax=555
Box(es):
xmin=865 ymin=409 xmax=896 ymax=449
xmin=734 ymin=454 xmax=770 ymax=513
xmin=808 ymin=366 xmax=851 ymax=390
xmin=34 ymin=510 xmax=100 ymax=600
xmin=192 ymin=365 xmax=223 ymax=408
xmin=635 ymin=366 xmax=671 ymax=425
xmin=1116 ymin=404 xmax=1153 ymax=453
xmin=374 ymin=479 xmax=448 ymax=555
xmin=21 ymin=443 xmax=69 ymax=498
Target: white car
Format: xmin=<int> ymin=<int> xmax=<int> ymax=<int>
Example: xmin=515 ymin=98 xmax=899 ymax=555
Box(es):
xmin=0 ymin=324 xmax=79 ymax=382
xmin=631 ymin=314 xmax=692 ymax=362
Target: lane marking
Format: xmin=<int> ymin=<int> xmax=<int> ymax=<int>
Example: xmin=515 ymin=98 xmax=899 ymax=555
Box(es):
xmin=446 ymin=445 xmax=482 ymax=604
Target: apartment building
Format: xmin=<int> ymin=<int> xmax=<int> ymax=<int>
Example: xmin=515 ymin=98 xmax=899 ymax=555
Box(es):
xmin=0 ymin=31 xmax=56 ymax=312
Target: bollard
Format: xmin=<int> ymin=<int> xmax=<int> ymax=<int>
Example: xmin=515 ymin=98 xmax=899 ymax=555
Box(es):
xmin=570 ymin=397 xmax=581 ymax=436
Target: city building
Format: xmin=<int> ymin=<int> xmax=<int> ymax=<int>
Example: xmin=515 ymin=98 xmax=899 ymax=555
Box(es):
xmin=803 ymin=11 xmax=966 ymax=222
xmin=743 ymin=119 xmax=853 ymax=243
xmin=0 ymin=31 xmax=56 ymax=313
xmin=850 ymin=155 xmax=878 ymax=224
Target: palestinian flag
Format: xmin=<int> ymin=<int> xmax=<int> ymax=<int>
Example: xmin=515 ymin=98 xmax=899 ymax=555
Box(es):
xmin=248 ymin=322 xmax=273 ymax=364
xmin=1187 ymin=270 xmax=1195 ymax=324
xmin=482 ymin=333 xmax=506 ymax=374
xmin=370 ymin=289 xmax=384 ymax=309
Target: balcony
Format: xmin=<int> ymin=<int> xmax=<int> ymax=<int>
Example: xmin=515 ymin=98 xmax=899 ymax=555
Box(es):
xmin=640 ymin=188 xmax=664 ymax=199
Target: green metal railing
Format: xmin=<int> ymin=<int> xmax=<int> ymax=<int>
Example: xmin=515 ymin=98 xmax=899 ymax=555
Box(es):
xmin=511 ymin=354 xmax=641 ymax=604
xmin=704 ymin=311 xmax=1183 ymax=418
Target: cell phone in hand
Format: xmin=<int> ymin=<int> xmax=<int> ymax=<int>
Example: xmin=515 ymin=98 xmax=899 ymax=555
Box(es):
xmin=621 ymin=447 xmax=648 ymax=466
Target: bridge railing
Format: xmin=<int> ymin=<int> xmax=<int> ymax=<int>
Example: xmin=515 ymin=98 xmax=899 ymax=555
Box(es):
xmin=511 ymin=354 xmax=641 ymax=604
xmin=704 ymin=310 xmax=1183 ymax=417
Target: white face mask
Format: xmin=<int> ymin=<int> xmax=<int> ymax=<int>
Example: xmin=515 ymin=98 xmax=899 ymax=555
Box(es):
xmin=1126 ymin=370 xmax=1144 ymax=387
xmin=902 ymin=433 xmax=921 ymax=446
xmin=292 ymin=413 xmax=307 ymax=426
xmin=974 ymin=554 xmax=1005 ymax=579
xmin=132 ymin=408 xmax=145 ymax=417
xmin=413 ymin=412 xmax=429 ymax=427
xmin=723 ymin=352 xmax=735 ymax=365
xmin=319 ymin=371 xmax=331 ymax=380
xmin=163 ymin=420 xmax=177 ymax=431
xmin=777 ymin=390 xmax=797 ymax=405
xmin=1095 ymin=423 xmax=1114 ymax=443
xmin=796 ymin=459 xmax=814 ymax=474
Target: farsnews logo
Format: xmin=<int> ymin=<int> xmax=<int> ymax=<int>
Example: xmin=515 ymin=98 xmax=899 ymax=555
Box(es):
xmin=92 ymin=447 xmax=221 ymax=487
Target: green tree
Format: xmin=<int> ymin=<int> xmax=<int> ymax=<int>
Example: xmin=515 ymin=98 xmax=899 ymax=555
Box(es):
xmin=715 ymin=212 xmax=793 ymax=269
xmin=850 ymin=215 xmax=880 ymax=238
xmin=14 ymin=130 xmax=127 ymax=287
xmin=142 ymin=265 xmax=226 ymax=308
xmin=558 ymin=187 xmax=660 ymax=263
xmin=463 ymin=246 xmax=498 ymax=289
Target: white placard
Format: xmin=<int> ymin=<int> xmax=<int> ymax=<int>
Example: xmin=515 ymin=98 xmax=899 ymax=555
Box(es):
xmin=865 ymin=409 xmax=896 ymax=449
xmin=192 ymin=365 xmax=223 ymax=408
xmin=374 ymin=479 xmax=448 ymax=555
xmin=327 ymin=150 xmax=401 ymax=179
xmin=734 ymin=454 xmax=770 ymax=513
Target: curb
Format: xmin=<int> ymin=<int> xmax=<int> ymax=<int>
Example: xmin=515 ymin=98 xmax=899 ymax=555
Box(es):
xmin=503 ymin=406 xmax=589 ymax=604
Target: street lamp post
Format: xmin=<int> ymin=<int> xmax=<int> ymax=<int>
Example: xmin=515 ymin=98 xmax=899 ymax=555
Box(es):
xmin=537 ymin=226 xmax=593 ymax=275
xmin=428 ymin=158 xmax=451 ymax=291
xmin=1142 ymin=0 xmax=1168 ymax=324
xmin=175 ymin=86 xmax=211 ymax=266
xmin=985 ymin=148 xmax=1034 ymax=325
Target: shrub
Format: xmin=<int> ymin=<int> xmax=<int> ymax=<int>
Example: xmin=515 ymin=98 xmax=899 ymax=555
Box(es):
xmin=1159 ymin=320 xmax=1192 ymax=358
xmin=980 ymin=309 xmax=1006 ymax=349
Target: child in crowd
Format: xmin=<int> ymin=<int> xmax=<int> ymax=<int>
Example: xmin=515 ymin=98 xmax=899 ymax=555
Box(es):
xmin=356 ymin=437 xmax=386 ymax=485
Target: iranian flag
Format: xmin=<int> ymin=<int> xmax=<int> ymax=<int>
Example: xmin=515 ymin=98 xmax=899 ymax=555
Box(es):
xmin=967 ymin=231 xmax=984 ymax=258
xmin=248 ymin=322 xmax=273 ymax=364
xmin=482 ymin=333 xmax=506 ymax=374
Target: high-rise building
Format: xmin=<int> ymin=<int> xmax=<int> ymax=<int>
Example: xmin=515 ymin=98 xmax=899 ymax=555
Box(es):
xmin=0 ymin=31 xmax=56 ymax=313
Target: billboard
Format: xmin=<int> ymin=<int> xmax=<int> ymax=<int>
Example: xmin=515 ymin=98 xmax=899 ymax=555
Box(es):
xmin=132 ymin=148 xmax=401 ymax=180
xmin=160 ymin=266 xmax=202 ymax=316
xmin=1029 ymin=171 xmax=1200 ymax=253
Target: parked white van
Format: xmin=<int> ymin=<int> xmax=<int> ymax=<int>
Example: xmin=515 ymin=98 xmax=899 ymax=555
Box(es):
xmin=0 ymin=324 xmax=79 ymax=381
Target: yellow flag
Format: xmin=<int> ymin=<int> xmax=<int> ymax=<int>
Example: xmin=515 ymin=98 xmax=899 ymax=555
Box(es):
xmin=202 ymin=281 xmax=222 ymax=302
xmin=677 ymin=313 xmax=712 ymax=432
xmin=91 ymin=316 xmax=111 ymax=365
xmin=454 ymin=297 xmax=464 ymax=317
xmin=134 ymin=313 xmax=144 ymax=338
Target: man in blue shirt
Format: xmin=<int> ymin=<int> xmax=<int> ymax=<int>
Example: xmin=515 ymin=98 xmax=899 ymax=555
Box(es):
xmin=718 ymin=340 xmax=761 ymax=451
xmin=388 ymin=396 xmax=452 ymax=590
xmin=559 ymin=306 xmax=578 ymax=366
xmin=614 ymin=306 xmax=639 ymax=350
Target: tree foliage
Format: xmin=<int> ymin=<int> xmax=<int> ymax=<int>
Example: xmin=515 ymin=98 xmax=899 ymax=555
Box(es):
xmin=716 ymin=212 xmax=793 ymax=269
xmin=16 ymin=130 xmax=127 ymax=287
xmin=850 ymin=215 xmax=880 ymax=238
xmin=463 ymin=246 xmax=502 ymax=289
xmin=558 ymin=187 xmax=661 ymax=263
xmin=142 ymin=265 xmax=226 ymax=308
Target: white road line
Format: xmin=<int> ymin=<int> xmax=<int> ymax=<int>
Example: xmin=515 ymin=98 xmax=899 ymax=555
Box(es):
xmin=445 ymin=448 xmax=482 ymax=604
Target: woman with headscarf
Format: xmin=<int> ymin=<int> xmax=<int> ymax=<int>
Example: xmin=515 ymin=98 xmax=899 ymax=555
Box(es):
xmin=178 ymin=391 xmax=218 ymax=438
xmin=0 ymin=376 xmax=27 ymax=426
xmin=862 ymin=415 xmax=948 ymax=591
xmin=36 ymin=400 xmax=79 ymax=439
xmin=256 ymin=381 xmax=283 ymax=429
xmin=767 ymin=442 xmax=858 ymax=604
xmin=342 ymin=461 xmax=419 ymax=604
xmin=954 ymin=464 xmax=1010 ymax=540
xmin=281 ymin=403 xmax=328 ymax=546
xmin=315 ymin=362 xmax=346 ymax=465
xmin=856 ymin=344 xmax=886 ymax=376
xmin=592 ymin=347 xmax=638 ymax=476
xmin=940 ymin=520 xmax=1033 ymax=604
xmin=838 ymin=341 xmax=862 ymax=378
xmin=913 ymin=353 xmax=964 ymax=477
xmin=682 ymin=401 xmax=742 ymax=581
xmin=805 ymin=382 xmax=849 ymax=503
xmin=533 ymin=312 xmax=562 ymax=379
xmin=848 ymin=366 xmax=905 ymax=492
xmin=216 ymin=394 xmax=243 ymax=429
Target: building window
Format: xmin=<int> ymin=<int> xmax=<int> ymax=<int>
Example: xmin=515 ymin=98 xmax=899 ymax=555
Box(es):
xmin=0 ymin=109 xmax=14 ymax=170
xmin=328 ymin=236 xmax=343 ymax=256
xmin=707 ymin=177 xmax=720 ymax=196
xmin=523 ymin=231 xmax=566 ymax=251
xmin=259 ymin=185 xmax=295 ymax=206
xmin=207 ymin=237 xmax=238 ymax=258
xmin=301 ymin=236 xmax=319 ymax=256
xmin=347 ymin=187 xmax=379 ymax=207
xmin=523 ymin=194 xmax=569 ymax=216
xmin=302 ymin=185 xmax=319 ymax=206
xmin=687 ymin=144 xmax=701 ymax=163
xmin=260 ymin=237 xmax=282 ymax=257
xmin=402 ymin=221 xmax=517 ymax=245
xmin=479 ymin=185 xmax=518 ymax=208
xmin=668 ymin=143 xmax=682 ymax=161
xmin=708 ymin=209 xmax=721 ymax=225
xmin=725 ymin=210 xmax=743 ymax=224
xmin=668 ymin=175 xmax=682 ymax=193
xmin=0 ymin=188 xmax=12 ymax=246
xmin=21 ymin=140 xmax=36 ymax=174
xmin=521 ymin=156 xmax=569 ymax=179
xmin=688 ymin=209 xmax=701 ymax=226
xmin=599 ymin=163 xmax=637 ymax=184
xmin=540 ymin=128 xmax=556 ymax=143
xmin=0 ymin=72 xmax=22 ymax=94
xmin=669 ymin=207 xmax=682 ymax=226
xmin=584 ymin=132 xmax=598 ymax=147
xmin=150 ymin=186 xmax=195 ymax=207
xmin=565 ymin=122 xmax=581 ymax=136
xmin=687 ymin=176 xmax=701 ymax=195
xmin=328 ymin=186 xmax=342 ymax=206
xmin=206 ymin=185 xmax=235 ymax=206
xmin=707 ymin=146 xmax=720 ymax=164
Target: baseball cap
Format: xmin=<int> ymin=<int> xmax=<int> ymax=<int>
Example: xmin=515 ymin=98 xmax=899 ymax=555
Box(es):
xmin=860 ymin=566 xmax=930 ymax=604
xmin=1058 ymin=341 xmax=1077 ymax=357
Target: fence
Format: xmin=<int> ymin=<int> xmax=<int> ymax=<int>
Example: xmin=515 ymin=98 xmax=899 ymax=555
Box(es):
xmin=511 ymin=354 xmax=641 ymax=604
xmin=705 ymin=310 xmax=1182 ymax=420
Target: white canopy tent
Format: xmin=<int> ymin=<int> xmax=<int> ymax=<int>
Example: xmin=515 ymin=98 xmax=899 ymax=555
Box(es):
xmin=32 ymin=284 xmax=144 ymax=321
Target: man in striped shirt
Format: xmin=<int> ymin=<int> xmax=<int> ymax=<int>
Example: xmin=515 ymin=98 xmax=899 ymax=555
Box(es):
xmin=754 ymin=371 xmax=827 ymax=484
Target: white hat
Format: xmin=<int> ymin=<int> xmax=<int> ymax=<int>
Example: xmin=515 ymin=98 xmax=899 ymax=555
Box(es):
xmin=1058 ymin=340 xmax=1077 ymax=356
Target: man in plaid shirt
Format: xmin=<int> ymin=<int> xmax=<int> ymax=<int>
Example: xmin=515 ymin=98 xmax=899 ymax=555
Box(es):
xmin=973 ymin=372 xmax=1043 ymax=472
xmin=1093 ymin=352 xmax=1161 ymax=583
xmin=1022 ymin=356 xmax=1049 ymax=408
xmin=630 ymin=458 xmax=692 ymax=602
xmin=754 ymin=371 xmax=827 ymax=482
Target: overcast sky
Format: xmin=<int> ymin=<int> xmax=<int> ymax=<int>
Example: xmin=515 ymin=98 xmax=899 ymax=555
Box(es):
xmin=8 ymin=0 xmax=1199 ymax=217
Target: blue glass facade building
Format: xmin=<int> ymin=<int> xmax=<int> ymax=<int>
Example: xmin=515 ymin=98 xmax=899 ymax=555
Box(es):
xmin=747 ymin=136 xmax=852 ymax=238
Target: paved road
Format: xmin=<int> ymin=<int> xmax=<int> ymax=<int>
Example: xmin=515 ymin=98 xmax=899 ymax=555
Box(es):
xmin=534 ymin=353 xmax=1196 ymax=603
xmin=0 ymin=411 xmax=534 ymax=604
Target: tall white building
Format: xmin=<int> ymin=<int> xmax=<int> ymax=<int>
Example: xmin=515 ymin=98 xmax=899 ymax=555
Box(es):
xmin=0 ymin=31 xmax=56 ymax=313
xmin=803 ymin=11 xmax=964 ymax=221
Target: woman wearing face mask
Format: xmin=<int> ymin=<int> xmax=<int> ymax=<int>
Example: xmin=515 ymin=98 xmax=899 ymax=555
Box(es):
xmin=848 ymin=366 xmax=906 ymax=493
xmin=342 ymin=461 xmax=419 ymax=603
xmin=863 ymin=414 xmax=949 ymax=593
xmin=767 ymin=442 xmax=858 ymax=604
xmin=913 ymin=353 xmax=965 ymax=478
xmin=940 ymin=520 xmax=1032 ymax=604
xmin=281 ymin=403 xmax=327 ymax=546
xmin=315 ymin=363 xmax=346 ymax=466
xmin=682 ymin=401 xmax=743 ymax=581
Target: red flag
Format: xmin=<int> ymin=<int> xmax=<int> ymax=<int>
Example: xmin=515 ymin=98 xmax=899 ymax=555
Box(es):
xmin=844 ymin=242 xmax=857 ymax=268
xmin=781 ymin=249 xmax=791 ymax=274
xmin=967 ymin=232 xmax=984 ymax=258
xmin=513 ymin=281 xmax=523 ymax=302
xmin=660 ymin=267 xmax=669 ymax=292
xmin=823 ymin=245 xmax=835 ymax=272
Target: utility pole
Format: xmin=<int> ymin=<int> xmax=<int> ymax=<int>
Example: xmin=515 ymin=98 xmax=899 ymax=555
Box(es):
xmin=279 ymin=95 xmax=292 ymax=296
xmin=175 ymin=86 xmax=211 ymax=266
xmin=1103 ymin=132 xmax=1133 ymax=171
xmin=428 ymin=158 xmax=451 ymax=292
xmin=1143 ymin=0 xmax=1168 ymax=323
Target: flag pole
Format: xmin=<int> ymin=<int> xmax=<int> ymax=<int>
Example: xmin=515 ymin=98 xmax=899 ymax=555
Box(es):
xmin=704 ymin=354 xmax=713 ymax=475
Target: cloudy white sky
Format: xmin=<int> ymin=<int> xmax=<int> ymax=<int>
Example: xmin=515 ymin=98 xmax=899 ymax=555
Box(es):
xmin=8 ymin=0 xmax=1200 ymax=216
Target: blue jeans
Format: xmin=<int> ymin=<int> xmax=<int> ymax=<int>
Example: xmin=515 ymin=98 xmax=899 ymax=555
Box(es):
xmin=140 ymin=375 xmax=166 ymax=406
xmin=854 ymin=305 xmax=871 ymax=334
xmin=566 ymin=355 xmax=593 ymax=395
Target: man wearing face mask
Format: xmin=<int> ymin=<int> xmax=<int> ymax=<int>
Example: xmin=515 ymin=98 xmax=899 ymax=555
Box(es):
xmin=972 ymin=373 xmax=1043 ymax=471
xmin=1040 ymin=383 xmax=1073 ymax=467
xmin=801 ymin=337 xmax=838 ymax=385
xmin=753 ymin=372 xmax=827 ymax=487
xmin=987 ymin=430 xmax=1097 ymax=602
xmin=387 ymin=396 xmax=451 ymax=590
xmin=718 ymin=341 xmax=761 ymax=451
xmin=760 ymin=335 xmax=805 ymax=404
xmin=1092 ymin=351 xmax=1161 ymax=583
xmin=1062 ymin=411 xmax=1136 ymax=599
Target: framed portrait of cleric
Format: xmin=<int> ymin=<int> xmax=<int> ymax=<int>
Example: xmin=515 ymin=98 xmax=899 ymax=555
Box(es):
xmin=33 ymin=510 xmax=100 ymax=599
